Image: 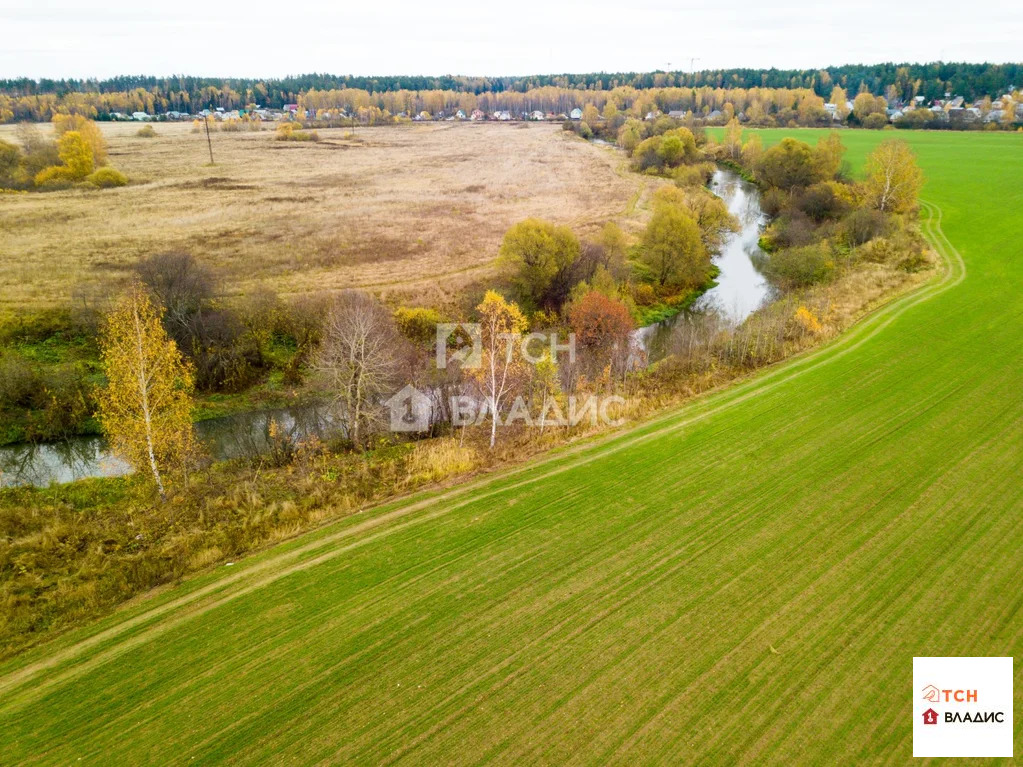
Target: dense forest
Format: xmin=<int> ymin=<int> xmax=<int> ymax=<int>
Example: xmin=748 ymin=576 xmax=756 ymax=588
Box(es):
xmin=0 ymin=62 xmax=1019 ymax=121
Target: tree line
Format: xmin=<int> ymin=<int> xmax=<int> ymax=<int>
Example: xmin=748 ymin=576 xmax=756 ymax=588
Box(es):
xmin=2 ymin=62 xmax=1020 ymax=122
xmin=2 ymin=61 xmax=1020 ymax=101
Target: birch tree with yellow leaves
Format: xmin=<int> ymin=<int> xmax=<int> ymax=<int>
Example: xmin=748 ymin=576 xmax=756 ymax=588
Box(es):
xmin=864 ymin=139 xmax=923 ymax=214
xmin=98 ymin=281 xmax=196 ymax=499
xmin=472 ymin=291 xmax=528 ymax=449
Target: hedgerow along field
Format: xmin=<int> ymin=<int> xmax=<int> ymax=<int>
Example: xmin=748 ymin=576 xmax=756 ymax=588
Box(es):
xmin=0 ymin=129 xmax=1020 ymax=764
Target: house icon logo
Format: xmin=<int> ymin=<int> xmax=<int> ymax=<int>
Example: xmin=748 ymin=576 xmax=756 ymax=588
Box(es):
xmin=922 ymin=708 xmax=939 ymax=726
xmin=384 ymin=385 xmax=432 ymax=432
xmin=921 ymin=684 xmax=940 ymax=703
xmin=436 ymin=323 xmax=482 ymax=369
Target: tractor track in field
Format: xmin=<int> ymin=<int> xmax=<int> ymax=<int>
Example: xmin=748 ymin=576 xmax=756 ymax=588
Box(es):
xmin=0 ymin=201 xmax=965 ymax=712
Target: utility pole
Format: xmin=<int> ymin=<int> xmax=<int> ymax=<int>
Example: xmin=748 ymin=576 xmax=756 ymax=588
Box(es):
xmin=203 ymin=107 xmax=214 ymax=165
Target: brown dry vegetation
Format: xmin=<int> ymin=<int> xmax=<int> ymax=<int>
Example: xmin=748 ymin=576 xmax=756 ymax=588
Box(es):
xmin=0 ymin=121 xmax=649 ymax=310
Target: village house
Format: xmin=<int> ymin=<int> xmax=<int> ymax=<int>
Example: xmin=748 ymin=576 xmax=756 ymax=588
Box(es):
xmin=569 ymin=108 xmax=582 ymax=120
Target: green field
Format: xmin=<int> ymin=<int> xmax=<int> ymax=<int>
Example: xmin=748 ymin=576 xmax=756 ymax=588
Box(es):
xmin=1 ymin=129 xmax=1021 ymax=764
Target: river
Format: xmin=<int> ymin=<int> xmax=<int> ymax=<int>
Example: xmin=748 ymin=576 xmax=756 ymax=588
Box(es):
xmin=634 ymin=167 xmax=772 ymax=361
xmin=0 ymin=404 xmax=337 ymax=488
xmin=0 ymin=168 xmax=771 ymax=488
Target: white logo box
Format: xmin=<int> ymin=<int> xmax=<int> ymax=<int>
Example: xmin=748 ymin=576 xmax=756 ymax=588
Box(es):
xmin=913 ymin=656 xmax=1013 ymax=758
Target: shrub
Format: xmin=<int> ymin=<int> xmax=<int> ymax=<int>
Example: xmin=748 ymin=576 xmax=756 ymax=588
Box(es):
xmin=863 ymin=113 xmax=889 ymax=130
xmin=404 ymin=438 xmax=478 ymax=486
xmin=793 ymin=305 xmax=823 ymax=335
xmin=0 ymin=354 xmax=39 ymax=409
xmin=0 ymin=139 xmax=20 ymax=187
xmin=759 ymin=187 xmax=789 ymax=217
xmin=33 ymin=166 xmax=75 ymax=188
xmin=756 ymin=137 xmax=818 ymax=190
xmin=33 ymin=365 xmax=95 ymax=439
xmin=275 ymin=123 xmax=320 ymax=142
xmin=136 ymin=125 xmax=157 ymax=138
xmin=394 ymin=307 xmax=445 ymax=346
xmin=672 ymin=163 xmax=711 ymax=187
xmin=767 ymin=212 xmax=818 ymax=249
xmin=794 ymin=182 xmax=848 ymax=222
xmin=843 ymin=208 xmax=889 ymax=246
xmin=87 ymin=167 xmax=128 ymax=188
xmin=759 ymin=243 xmax=836 ymax=288
xmin=15 ymin=123 xmax=60 ymax=183
xmin=631 ymin=283 xmax=657 ymax=307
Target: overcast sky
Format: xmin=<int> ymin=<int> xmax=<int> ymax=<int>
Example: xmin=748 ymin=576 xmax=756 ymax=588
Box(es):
xmin=1 ymin=0 xmax=1019 ymax=80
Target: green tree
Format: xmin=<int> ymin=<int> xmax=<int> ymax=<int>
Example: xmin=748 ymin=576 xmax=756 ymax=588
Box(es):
xmin=617 ymin=120 xmax=642 ymax=152
xmin=598 ymin=221 xmax=629 ymax=279
xmin=0 ymin=139 xmax=19 ymax=187
xmin=756 ymin=137 xmax=817 ymax=190
xmin=640 ymin=205 xmax=707 ymax=290
xmin=499 ymin=218 xmax=580 ymax=310
xmin=812 ymin=131 xmax=846 ymax=180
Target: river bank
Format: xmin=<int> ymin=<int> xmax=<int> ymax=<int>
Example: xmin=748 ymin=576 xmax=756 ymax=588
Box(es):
xmin=1 ymin=167 xmax=775 ymax=487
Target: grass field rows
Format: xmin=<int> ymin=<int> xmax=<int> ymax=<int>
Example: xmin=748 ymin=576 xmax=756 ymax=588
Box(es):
xmin=0 ymin=129 xmax=1020 ymax=764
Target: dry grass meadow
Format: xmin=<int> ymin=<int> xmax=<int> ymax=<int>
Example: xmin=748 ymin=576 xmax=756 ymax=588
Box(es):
xmin=0 ymin=121 xmax=651 ymax=311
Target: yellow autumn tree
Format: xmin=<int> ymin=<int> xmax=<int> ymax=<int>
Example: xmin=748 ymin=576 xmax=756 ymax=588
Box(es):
xmin=864 ymin=139 xmax=924 ymax=213
xmin=794 ymin=305 xmax=823 ymax=335
xmin=472 ymin=291 xmax=528 ymax=449
xmin=829 ymin=86 xmax=849 ymax=119
xmin=53 ymin=113 xmax=108 ymax=166
xmin=34 ymin=130 xmax=94 ymax=185
xmin=723 ymin=117 xmax=743 ymax=160
xmin=98 ymin=281 xmax=196 ymax=498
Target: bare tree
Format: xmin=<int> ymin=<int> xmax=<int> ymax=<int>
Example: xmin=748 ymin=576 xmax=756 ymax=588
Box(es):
xmin=314 ymin=291 xmax=401 ymax=447
xmin=136 ymin=251 xmax=217 ymax=340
